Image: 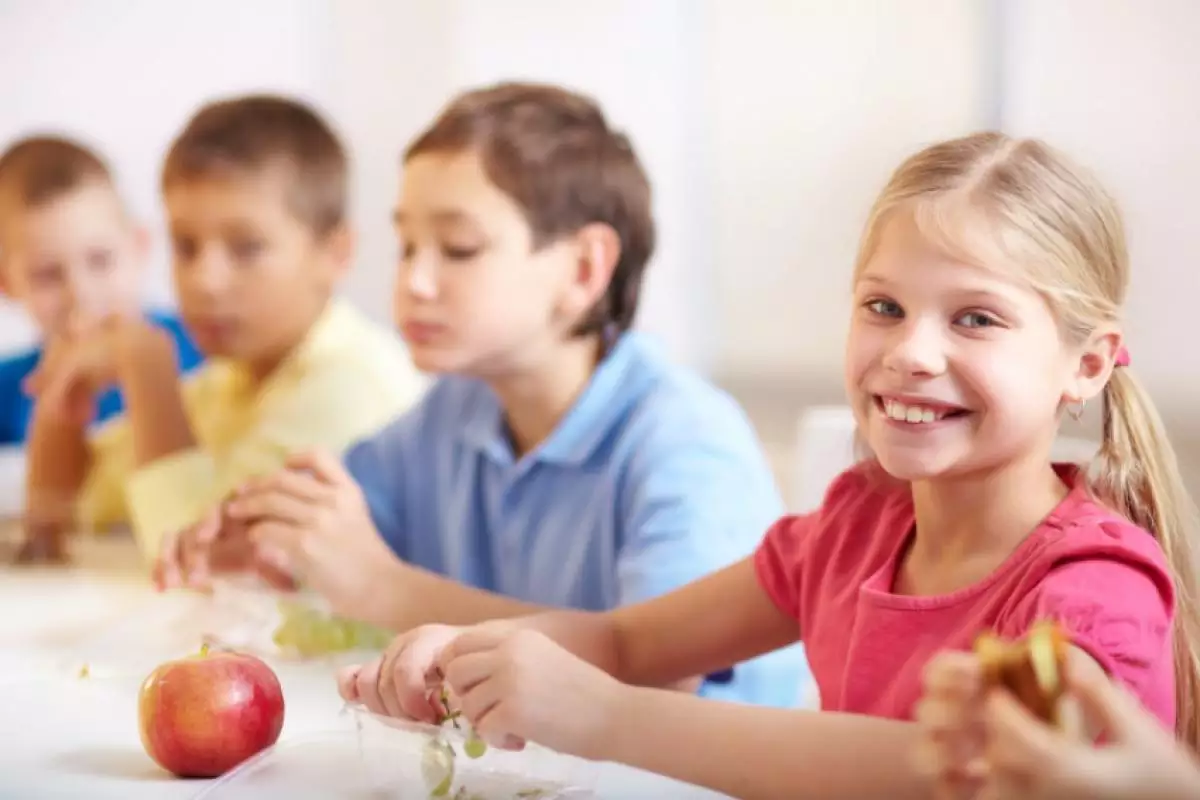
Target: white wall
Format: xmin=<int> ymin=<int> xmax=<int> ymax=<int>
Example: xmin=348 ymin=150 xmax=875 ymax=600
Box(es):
xmin=704 ymin=0 xmax=992 ymax=381
xmin=1000 ymin=0 xmax=1200 ymax=437
xmin=0 ymin=0 xmax=712 ymax=369
xmin=0 ymin=0 xmax=335 ymax=347
xmin=1 ymin=0 xmax=1197 ymax=444
xmin=327 ymin=0 xmax=713 ymax=369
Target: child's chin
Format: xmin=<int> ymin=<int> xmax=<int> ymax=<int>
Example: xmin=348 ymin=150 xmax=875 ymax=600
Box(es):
xmin=873 ymin=451 xmax=957 ymax=483
xmin=407 ymin=349 xmax=459 ymax=376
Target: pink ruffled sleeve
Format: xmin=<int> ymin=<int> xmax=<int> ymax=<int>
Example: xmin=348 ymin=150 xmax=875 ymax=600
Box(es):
xmin=1001 ymin=553 xmax=1176 ymax=723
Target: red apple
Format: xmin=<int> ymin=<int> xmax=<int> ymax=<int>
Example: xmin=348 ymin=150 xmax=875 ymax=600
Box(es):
xmin=138 ymin=647 xmax=285 ymax=778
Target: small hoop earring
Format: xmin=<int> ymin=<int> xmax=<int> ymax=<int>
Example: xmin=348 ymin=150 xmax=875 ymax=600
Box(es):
xmin=1067 ymin=399 xmax=1087 ymax=421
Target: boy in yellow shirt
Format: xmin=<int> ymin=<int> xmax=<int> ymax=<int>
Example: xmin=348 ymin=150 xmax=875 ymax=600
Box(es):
xmin=22 ymin=94 xmax=426 ymax=561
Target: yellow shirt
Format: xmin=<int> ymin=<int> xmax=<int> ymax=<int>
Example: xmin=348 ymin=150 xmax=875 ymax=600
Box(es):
xmin=81 ymin=298 xmax=427 ymax=558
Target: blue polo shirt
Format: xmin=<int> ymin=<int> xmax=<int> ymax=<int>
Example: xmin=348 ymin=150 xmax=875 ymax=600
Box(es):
xmin=345 ymin=331 xmax=810 ymax=708
xmin=0 ymin=310 xmax=204 ymax=445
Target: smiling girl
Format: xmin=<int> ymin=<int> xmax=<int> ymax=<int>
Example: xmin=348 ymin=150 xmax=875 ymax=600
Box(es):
xmin=337 ymin=132 xmax=1199 ymax=799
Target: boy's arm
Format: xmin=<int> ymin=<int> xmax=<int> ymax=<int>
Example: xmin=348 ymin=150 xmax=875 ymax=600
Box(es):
xmin=116 ymin=322 xmax=195 ymax=467
xmin=22 ymin=400 xmax=90 ymax=554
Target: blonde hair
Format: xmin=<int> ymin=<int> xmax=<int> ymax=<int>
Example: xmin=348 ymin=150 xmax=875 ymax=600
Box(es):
xmin=854 ymin=132 xmax=1200 ymax=747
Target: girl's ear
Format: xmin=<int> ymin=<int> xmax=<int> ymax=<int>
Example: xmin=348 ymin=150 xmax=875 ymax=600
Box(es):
xmin=1069 ymin=327 xmax=1123 ymax=404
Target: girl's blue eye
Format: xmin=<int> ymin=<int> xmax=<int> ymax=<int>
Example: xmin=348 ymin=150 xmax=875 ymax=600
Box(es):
xmin=957 ymin=311 xmax=998 ymax=328
xmin=866 ymin=299 xmax=903 ymax=318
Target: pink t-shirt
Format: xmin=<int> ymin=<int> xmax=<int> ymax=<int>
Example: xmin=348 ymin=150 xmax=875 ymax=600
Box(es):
xmin=754 ymin=463 xmax=1177 ymax=728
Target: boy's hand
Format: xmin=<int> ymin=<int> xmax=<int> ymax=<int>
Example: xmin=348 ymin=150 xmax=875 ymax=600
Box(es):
xmin=25 ymin=331 xmax=99 ymax=425
xmin=26 ymin=314 xmax=152 ymax=421
xmin=153 ymin=507 xmax=296 ymax=592
xmin=224 ymin=451 xmax=398 ymax=620
xmin=982 ymin=660 xmax=1200 ymax=800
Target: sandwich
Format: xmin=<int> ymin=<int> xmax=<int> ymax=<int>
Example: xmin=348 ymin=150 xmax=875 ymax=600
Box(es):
xmin=974 ymin=620 xmax=1070 ymax=727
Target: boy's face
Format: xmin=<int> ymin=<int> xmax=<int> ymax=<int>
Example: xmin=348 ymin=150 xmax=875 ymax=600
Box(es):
xmin=0 ymin=180 xmax=147 ymax=337
xmin=393 ymin=150 xmax=603 ymax=377
xmin=165 ymin=168 xmax=349 ymax=374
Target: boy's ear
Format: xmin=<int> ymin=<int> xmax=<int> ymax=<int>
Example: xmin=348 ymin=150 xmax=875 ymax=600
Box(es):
xmin=320 ymin=224 xmax=355 ymax=286
xmin=568 ymin=222 xmax=621 ymax=316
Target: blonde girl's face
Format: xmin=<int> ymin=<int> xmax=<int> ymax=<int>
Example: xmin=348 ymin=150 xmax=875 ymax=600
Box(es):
xmin=844 ymin=211 xmax=1080 ymax=482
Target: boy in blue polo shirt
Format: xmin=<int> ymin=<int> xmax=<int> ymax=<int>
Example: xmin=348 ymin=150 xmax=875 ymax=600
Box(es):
xmin=158 ymin=82 xmax=808 ymax=708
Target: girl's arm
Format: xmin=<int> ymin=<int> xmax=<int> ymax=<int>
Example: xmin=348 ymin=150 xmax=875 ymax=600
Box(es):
xmin=514 ymin=557 xmax=799 ymax=686
xmin=600 ymin=686 xmax=922 ymax=800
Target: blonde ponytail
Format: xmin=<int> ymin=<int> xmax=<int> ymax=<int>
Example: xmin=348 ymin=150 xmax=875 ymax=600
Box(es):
xmin=1091 ymin=366 xmax=1200 ymax=747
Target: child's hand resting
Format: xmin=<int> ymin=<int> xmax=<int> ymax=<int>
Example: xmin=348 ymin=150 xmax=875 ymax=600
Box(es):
xmin=338 ymin=622 xmax=622 ymax=760
xmin=26 ymin=314 xmax=149 ymax=420
xmin=222 ymin=451 xmax=397 ymax=619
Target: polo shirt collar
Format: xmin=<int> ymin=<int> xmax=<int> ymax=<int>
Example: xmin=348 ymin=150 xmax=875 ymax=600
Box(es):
xmin=459 ymin=332 xmax=652 ymax=466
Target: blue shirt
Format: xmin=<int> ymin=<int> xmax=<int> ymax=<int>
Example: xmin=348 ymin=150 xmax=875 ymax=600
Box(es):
xmin=346 ymin=331 xmax=810 ymax=708
xmin=0 ymin=311 xmax=204 ymax=445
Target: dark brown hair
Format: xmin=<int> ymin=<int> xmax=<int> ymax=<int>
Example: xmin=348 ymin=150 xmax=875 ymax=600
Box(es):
xmin=162 ymin=94 xmax=347 ymax=237
xmin=0 ymin=135 xmax=113 ymax=211
xmin=405 ymin=81 xmax=655 ymax=338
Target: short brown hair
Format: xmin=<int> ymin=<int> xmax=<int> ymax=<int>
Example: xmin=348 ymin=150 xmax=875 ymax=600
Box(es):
xmin=162 ymin=94 xmax=347 ymax=237
xmin=0 ymin=135 xmax=113 ymax=211
xmin=405 ymin=82 xmax=655 ymax=338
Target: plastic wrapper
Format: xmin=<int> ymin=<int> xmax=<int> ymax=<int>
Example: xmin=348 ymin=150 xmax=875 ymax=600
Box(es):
xmin=195 ymin=702 xmax=598 ymax=799
xmin=53 ymin=577 xmax=391 ymax=678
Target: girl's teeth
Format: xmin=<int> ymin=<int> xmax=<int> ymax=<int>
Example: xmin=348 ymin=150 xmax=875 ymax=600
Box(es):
xmin=884 ymin=401 xmax=945 ymax=424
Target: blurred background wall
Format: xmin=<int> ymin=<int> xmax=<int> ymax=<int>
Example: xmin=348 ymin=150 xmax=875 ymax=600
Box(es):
xmin=1 ymin=0 xmax=1196 ymax=499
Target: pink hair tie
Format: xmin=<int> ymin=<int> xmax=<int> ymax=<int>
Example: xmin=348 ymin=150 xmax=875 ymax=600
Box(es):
xmin=1115 ymin=345 xmax=1131 ymax=367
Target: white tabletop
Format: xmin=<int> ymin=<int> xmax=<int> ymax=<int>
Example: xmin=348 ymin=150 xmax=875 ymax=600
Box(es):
xmin=0 ymin=529 xmax=729 ymax=799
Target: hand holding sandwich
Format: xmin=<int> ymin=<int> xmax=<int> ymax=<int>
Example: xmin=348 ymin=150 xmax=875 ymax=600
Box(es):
xmin=914 ymin=622 xmax=1199 ymax=800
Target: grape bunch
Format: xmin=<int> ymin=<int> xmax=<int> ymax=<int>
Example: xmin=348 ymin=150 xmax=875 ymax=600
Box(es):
xmin=422 ymin=685 xmax=495 ymax=797
xmin=270 ymin=599 xmax=393 ymax=657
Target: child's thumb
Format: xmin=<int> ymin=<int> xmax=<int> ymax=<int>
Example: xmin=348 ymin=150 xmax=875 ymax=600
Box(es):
xmin=1066 ymin=660 xmax=1148 ymax=742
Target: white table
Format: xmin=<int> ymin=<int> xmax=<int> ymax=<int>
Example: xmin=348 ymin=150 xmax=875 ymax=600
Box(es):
xmin=0 ymin=530 xmax=729 ymax=799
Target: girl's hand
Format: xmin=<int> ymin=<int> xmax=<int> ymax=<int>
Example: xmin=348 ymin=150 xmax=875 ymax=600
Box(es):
xmin=338 ymin=623 xmax=465 ymax=722
xmin=982 ymin=659 xmax=1200 ymax=800
xmin=338 ymin=624 xmax=622 ymax=760
xmin=434 ymin=626 xmax=621 ymax=759
xmin=912 ymin=651 xmax=989 ymax=799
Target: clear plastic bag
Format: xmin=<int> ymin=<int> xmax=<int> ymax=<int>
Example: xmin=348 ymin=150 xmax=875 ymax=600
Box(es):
xmin=195 ymin=703 xmax=598 ymax=799
xmin=55 ymin=577 xmax=389 ymax=678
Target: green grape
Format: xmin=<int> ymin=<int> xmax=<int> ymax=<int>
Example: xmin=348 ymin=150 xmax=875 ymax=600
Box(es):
xmin=462 ymin=731 xmax=487 ymax=759
xmin=430 ymin=774 xmax=453 ymax=798
xmin=273 ymin=600 xmax=393 ymax=657
xmin=350 ymin=620 xmax=394 ymax=650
